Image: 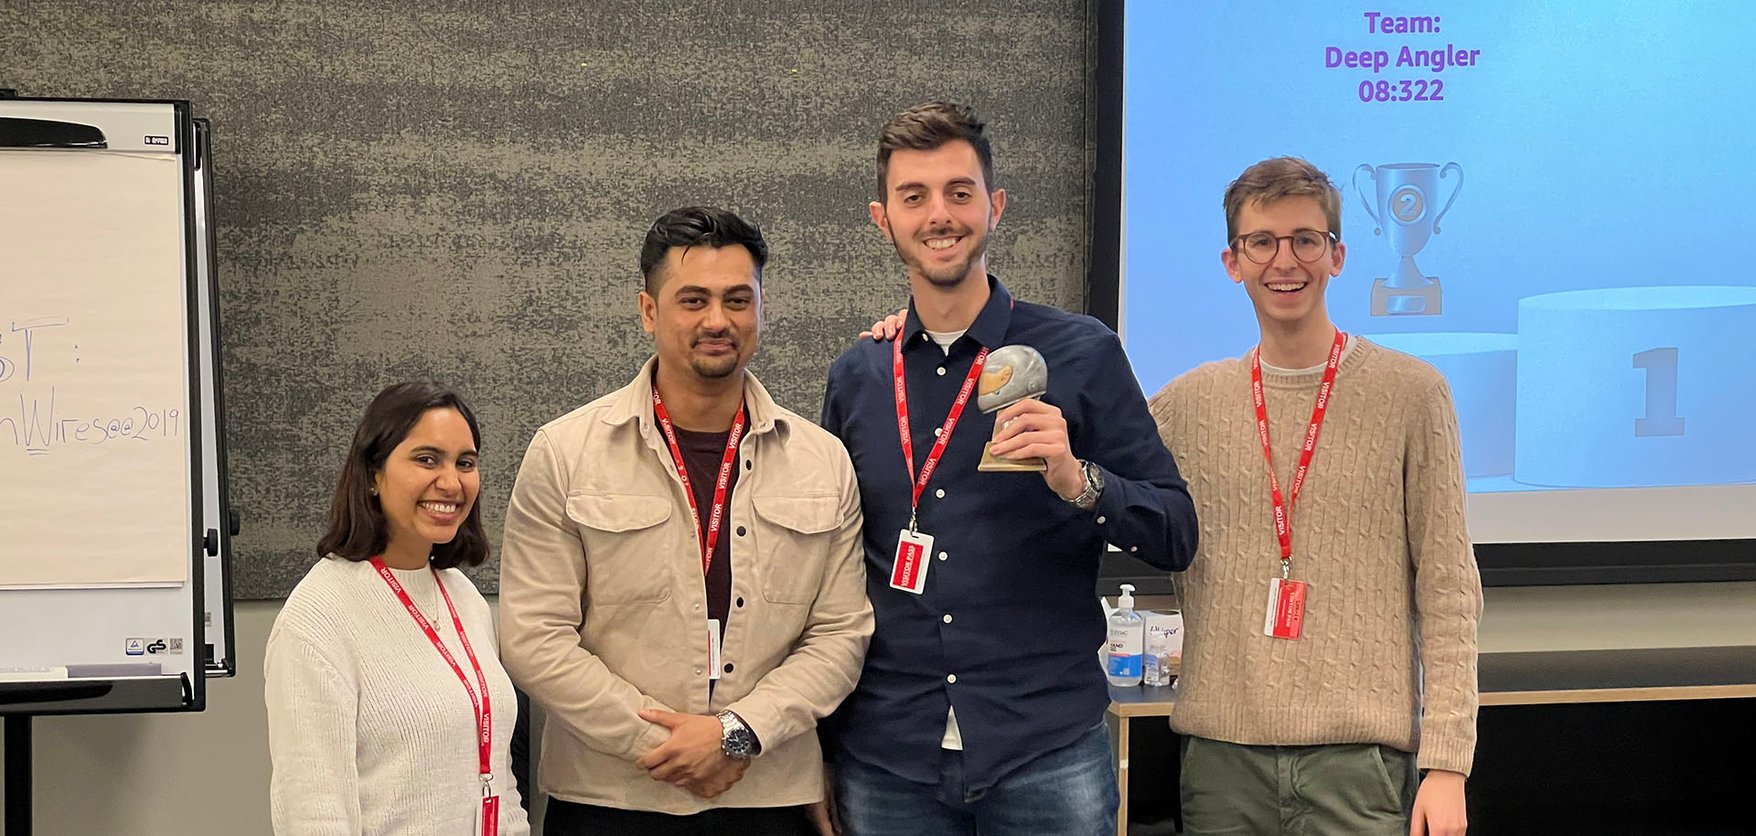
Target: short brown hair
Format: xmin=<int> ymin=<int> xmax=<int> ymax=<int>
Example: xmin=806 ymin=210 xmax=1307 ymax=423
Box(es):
xmin=1222 ymin=156 xmax=1342 ymax=241
xmin=316 ymin=381 xmax=489 ymax=570
xmin=876 ymin=100 xmax=994 ymax=200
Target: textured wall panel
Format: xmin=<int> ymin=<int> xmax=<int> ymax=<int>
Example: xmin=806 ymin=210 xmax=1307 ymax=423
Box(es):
xmin=2 ymin=0 xmax=1095 ymax=598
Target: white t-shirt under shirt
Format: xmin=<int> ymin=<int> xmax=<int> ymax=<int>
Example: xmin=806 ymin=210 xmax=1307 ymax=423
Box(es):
xmin=1256 ymin=333 xmax=1357 ymax=376
xmin=925 ymin=328 xmax=966 ymax=353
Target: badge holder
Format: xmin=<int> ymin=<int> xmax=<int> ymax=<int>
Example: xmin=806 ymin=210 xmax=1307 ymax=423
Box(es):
xmin=891 ymin=524 xmax=934 ymax=595
xmin=1263 ymin=562 xmax=1309 ymax=641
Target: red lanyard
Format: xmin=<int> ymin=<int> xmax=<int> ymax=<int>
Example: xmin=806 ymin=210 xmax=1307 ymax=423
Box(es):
xmin=652 ymin=389 xmax=746 ymax=576
xmin=1251 ymin=330 xmax=1347 ymax=578
xmin=369 ymin=557 xmax=493 ymax=789
xmin=893 ymin=330 xmax=987 ymax=532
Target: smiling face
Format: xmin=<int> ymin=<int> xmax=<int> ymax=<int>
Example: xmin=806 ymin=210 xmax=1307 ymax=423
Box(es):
xmin=372 ymin=407 xmax=479 ymax=566
xmin=1222 ymin=195 xmax=1346 ymax=333
xmin=639 ymin=243 xmax=762 ymax=382
xmin=870 ymin=139 xmax=1006 ymax=289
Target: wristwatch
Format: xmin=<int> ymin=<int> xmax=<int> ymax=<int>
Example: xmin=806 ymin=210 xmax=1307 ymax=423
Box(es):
xmin=717 ymin=710 xmax=759 ymax=760
xmin=1068 ymin=459 xmax=1105 ymax=511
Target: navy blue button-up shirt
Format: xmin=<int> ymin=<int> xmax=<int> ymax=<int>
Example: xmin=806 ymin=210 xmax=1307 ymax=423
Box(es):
xmin=820 ymin=277 xmax=1197 ymax=791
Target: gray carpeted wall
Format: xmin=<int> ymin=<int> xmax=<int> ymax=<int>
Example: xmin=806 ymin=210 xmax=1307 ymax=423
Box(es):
xmin=1 ymin=0 xmax=1101 ymax=598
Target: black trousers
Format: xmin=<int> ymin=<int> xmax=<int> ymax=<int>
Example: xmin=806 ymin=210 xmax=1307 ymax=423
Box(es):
xmin=543 ymin=798 xmax=815 ymax=836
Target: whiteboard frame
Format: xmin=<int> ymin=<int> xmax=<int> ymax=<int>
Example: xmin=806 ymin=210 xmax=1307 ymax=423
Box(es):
xmin=192 ymin=117 xmax=237 ymax=679
xmin=0 ymin=97 xmax=212 ymax=714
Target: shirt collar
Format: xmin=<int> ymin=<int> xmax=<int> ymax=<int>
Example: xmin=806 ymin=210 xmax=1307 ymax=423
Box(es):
xmin=602 ymin=355 xmax=789 ymax=439
xmin=901 ymin=275 xmax=1014 ymax=353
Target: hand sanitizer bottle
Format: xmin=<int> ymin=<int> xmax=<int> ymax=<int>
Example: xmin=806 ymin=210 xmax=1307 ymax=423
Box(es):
xmin=1106 ymin=583 xmax=1144 ymax=687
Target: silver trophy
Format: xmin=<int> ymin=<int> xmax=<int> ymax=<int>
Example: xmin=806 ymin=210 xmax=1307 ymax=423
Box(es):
xmin=1354 ymin=162 xmax=1462 ymax=316
xmin=975 ymin=344 xmax=1048 ymax=472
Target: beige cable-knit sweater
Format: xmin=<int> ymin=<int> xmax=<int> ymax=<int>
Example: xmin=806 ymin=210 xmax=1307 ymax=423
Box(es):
xmin=1148 ymin=337 xmax=1482 ymax=775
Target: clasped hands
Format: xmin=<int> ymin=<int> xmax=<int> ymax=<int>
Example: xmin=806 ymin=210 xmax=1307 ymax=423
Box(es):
xmin=636 ymin=708 xmax=748 ymax=799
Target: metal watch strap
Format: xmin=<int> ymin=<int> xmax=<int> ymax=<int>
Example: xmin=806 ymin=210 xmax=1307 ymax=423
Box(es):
xmin=1069 ymin=459 xmax=1103 ymax=511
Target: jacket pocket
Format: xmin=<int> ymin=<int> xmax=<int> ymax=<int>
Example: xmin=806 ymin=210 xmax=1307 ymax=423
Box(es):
xmin=565 ymin=492 xmax=674 ymax=604
xmin=751 ymin=493 xmax=840 ymax=605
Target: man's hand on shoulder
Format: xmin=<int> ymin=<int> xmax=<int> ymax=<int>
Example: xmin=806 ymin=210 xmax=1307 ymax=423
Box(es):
xmin=859 ymin=308 xmax=908 ymax=342
xmin=635 ymin=709 xmax=750 ymax=799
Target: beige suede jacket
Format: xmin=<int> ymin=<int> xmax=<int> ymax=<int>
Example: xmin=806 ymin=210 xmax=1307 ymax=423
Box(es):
xmin=498 ymin=358 xmax=872 ymax=814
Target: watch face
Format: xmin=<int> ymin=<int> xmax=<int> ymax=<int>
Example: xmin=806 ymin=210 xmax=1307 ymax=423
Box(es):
xmin=720 ymin=713 xmax=755 ymax=759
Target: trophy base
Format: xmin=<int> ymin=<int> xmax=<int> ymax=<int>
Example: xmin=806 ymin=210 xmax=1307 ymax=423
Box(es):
xmin=977 ymin=444 xmax=1047 ymax=472
xmin=1371 ymin=276 xmax=1443 ymax=316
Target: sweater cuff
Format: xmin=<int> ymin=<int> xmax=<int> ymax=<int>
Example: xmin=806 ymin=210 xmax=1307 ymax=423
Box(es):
xmin=1416 ymin=734 xmax=1475 ymax=777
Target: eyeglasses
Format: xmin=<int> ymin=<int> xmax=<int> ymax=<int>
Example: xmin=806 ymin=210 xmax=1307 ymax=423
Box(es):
xmin=1231 ymin=229 xmax=1337 ymax=265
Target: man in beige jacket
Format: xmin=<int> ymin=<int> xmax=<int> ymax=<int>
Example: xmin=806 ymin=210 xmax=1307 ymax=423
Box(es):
xmin=499 ymin=206 xmax=873 ymax=835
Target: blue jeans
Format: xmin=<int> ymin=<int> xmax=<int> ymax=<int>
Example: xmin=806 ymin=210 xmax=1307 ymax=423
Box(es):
xmin=834 ymin=721 xmax=1117 ymax=836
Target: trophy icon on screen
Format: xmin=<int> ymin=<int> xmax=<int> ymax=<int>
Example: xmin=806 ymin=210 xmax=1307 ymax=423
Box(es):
xmin=1354 ymin=162 xmax=1462 ymax=316
xmin=975 ymin=344 xmax=1049 ymax=472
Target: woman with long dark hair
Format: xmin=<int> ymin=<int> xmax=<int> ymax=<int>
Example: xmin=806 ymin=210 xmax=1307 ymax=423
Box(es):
xmin=266 ymin=381 xmax=529 ymax=835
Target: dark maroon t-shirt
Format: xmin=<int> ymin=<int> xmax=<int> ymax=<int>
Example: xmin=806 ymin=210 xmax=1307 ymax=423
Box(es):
xmin=671 ymin=425 xmax=739 ymax=636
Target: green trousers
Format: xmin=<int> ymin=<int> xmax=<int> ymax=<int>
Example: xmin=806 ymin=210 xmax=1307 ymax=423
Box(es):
xmin=1180 ymin=736 xmax=1417 ymax=835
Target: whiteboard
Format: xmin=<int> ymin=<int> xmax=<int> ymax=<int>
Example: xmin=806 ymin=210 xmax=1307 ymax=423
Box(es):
xmin=0 ymin=98 xmax=210 ymax=711
xmin=0 ymin=148 xmax=191 ymax=585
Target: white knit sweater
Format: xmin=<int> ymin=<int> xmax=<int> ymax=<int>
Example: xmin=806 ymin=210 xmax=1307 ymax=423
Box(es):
xmin=266 ymin=557 xmax=530 ymax=835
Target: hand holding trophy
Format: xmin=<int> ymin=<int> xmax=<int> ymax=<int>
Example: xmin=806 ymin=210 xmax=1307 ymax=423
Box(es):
xmin=976 ymin=345 xmax=1050 ymax=472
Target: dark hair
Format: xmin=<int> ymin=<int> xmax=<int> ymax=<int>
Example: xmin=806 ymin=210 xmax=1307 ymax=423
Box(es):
xmin=316 ymin=381 xmax=489 ymax=569
xmin=638 ymin=206 xmax=769 ymax=296
xmin=876 ymin=100 xmax=995 ymax=201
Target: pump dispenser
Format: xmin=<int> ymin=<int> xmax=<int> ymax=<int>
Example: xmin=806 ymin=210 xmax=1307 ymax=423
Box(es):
xmin=1105 ymin=583 xmax=1144 ymax=686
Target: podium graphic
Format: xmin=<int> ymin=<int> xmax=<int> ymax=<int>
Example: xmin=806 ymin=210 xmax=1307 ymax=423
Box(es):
xmin=1513 ymin=286 xmax=1756 ymax=488
xmin=1355 ymin=162 xmax=1463 ymax=316
xmin=1366 ymin=286 xmax=1756 ymax=491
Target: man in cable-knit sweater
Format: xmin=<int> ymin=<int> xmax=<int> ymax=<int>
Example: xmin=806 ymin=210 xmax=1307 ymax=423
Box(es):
xmin=1148 ymin=156 xmax=1481 ymax=836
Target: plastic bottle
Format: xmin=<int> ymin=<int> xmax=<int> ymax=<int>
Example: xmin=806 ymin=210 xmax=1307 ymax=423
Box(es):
xmin=1105 ymin=583 xmax=1144 ymax=686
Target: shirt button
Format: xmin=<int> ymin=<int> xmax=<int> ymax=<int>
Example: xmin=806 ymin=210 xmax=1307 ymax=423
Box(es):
xmin=723 ymin=663 xmax=735 ymax=674
xmin=1096 ymin=515 xmax=1107 ymax=524
xmin=694 ymin=603 xmax=701 ymax=612
xmin=935 ymin=488 xmax=946 ymax=499
xmin=937 ymin=551 xmax=948 ymax=561
xmin=736 ymin=525 xmax=747 ymax=536
xmin=735 ymin=596 xmax=745 ymax=608
xmin=695 ymin=668 xmax=703 ymax=676
xmin=933 ymin=427 xmax=942 ymax=437
xmin=1129 ymin=546 xmax=1139 ymax=553
xmin=921 ymin=333 xmax=930 ymax=342
xmin=943 ymin=614 xmax=953 ymax=624
xmin=936 ymin=367 xmax=947 ymax=376
xmin=946 ymin=674 xmax=957 ymax=684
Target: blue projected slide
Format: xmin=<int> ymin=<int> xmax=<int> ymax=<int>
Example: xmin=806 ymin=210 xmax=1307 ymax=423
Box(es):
xmin=1122 ymin=1 xmax=1756 ymax=500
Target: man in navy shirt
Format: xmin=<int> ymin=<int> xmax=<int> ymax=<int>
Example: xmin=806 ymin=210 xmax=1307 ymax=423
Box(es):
xmin=819 ymin=101 xmax=1199 ymax=835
